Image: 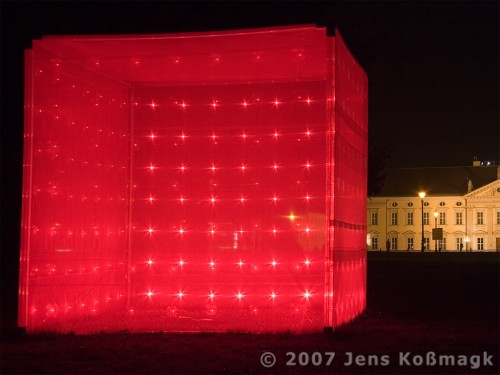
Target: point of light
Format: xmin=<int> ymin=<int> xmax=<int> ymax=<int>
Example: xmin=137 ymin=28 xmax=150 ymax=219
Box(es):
xmin=148 ymin=195 xmax=155 ymax=203
xmin=288 ymin=213 xmax=296 ymax=221
xmin=303 ymin=291 xmax=312 ymax=299
xmin=305 ymin=226 xmax=311 ymax=233
xmin=178 ymin=196 xmax=186 ymax=204
xmin=272 ymin=163 xmax=280 ymax=171
xmin=236 ymin=292 xmax=244 ymax=300
xmin=180 ymin=132 xmax=187 ymax=140
xmin=270 ymin=292 xmax=277 ymax=300
xmin=305 ymin=162 xmax=312 ymax=169
xmin=146 ymin=259 xmax=154 ymax=266
xmin=148 ymin=132 xmax=156 ymax=140
xmin=240 ymin=164 xmax=247 ymax=172
xmin=146 ymin=290 xmax=154 ymax=298
xmin=178 ymin=259 xmax=185 ymax=267
xmin=148 ymin=164 xmax=156 ymax=172
xmin=210 ymin=163 xmax=217 ymax=172
xmin=178 ymin=227 xmax=185 ymax=235
xmin=305 ymin=194 xmax=311 ymax=201
xmin=150 ymin=101 xmax=157 ymax=109
xmin=237 ymin=260 xmax=244 ymax=267
xmin=239 ymin=196 xmax=246 ymax=204
xmin=209 ymin=260 xmax=216 ymax=269
xmin=147 ymin=227 xmax=154 ymax=235
xmin=177 ymin=291 xmax=184 ymax=299
xmin=208 ymin=292 xmax=215 ymax=299
xmin=211 ymin=100 xmax=218 ymax=109
xmin=273 ymin=98 xmax=281 ymax=107
xmin=272 ymin=227 xmax=278 ymax=235
xmin=241 ymin=132 xmax=247 ymax=139
xmin=273 ymin=131 xmax=279 ymax=139
xmin=210 ymin=196 xmax=217 ymax=204
xmin=306 ymin=97 xmax=312 ymax=105
xmin=272 ymin=195 xmax=279 ymax=203
xmin=241 ymin=101 xmax=248 ymax=108
xmin=180 ymin=101 xmax=188 ymax=109
xmin=178 ymin=164 xmax=187 ymax=172
xmin=305 ymin=129 xmax=312 ymax=137
xmin=270 ymin=259 xmax=278 ymax=267
xmin=210 ymin=227 xmax=215 ymax=235
xmin=304 ymin=259 xmax=311 ymax=266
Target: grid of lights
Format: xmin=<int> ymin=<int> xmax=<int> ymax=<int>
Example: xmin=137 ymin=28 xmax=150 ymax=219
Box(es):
xmin=19 ymin=25 xmax=367 ymax=334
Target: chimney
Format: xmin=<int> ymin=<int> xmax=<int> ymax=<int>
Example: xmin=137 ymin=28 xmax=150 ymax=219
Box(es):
xmin=472 ymin=156 xmax=481 ymax=167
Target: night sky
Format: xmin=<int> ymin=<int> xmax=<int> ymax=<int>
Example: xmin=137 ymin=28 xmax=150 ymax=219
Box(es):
xmin=0 ymin=1 xmax=498 ymax=318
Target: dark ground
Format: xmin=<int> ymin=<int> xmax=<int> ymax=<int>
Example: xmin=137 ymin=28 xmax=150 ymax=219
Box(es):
xmin=1 ymin=253 xmax=499 ymax=374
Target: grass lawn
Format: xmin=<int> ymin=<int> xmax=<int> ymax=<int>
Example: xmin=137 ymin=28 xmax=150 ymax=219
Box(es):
xmin=1 ymin=253 xmax=498 ymax=374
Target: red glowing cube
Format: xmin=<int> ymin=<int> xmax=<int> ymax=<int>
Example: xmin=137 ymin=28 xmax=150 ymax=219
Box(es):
xmin=19 ymin=25 xmax=367 ymax=333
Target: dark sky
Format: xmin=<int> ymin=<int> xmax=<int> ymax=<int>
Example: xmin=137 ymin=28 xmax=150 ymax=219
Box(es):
xmin=0 ymin=0 xmax=498 ymax=329
xmin=1 ymin=1 xmax=498 ymax=170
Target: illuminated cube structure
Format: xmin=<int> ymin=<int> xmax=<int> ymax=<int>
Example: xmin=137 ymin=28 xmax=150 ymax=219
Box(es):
xmin=19 ymin=25 xmax=367 ymax=333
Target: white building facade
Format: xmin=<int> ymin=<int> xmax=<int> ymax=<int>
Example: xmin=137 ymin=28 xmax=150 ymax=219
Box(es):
xmin=367 ymin=171 xmax=500 ymax=252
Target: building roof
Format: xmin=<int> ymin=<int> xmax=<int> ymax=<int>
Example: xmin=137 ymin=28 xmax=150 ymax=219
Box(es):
xmin=374 ymin=166 xmax=499 ymax=197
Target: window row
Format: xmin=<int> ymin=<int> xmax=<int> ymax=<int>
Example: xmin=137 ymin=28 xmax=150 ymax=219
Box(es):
xmin=370 ymin=236 xmax=486 ymax=251
xmin=369 ymin=211 xmax=500 ymax=226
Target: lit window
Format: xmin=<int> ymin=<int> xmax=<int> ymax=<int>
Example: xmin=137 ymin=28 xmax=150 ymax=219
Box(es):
xmin=391 ymin=212 xmax=398 ymax=225
xmin=407 ymin=212 xmax=413 ymax=225
xmin=391 ymin=237 xmax=398 ymax=250
xmin=477 ymin=237 xmax=484 ymax=250
xmin=423 ymin=212 xmax=429 ymax=225
xmin=439 ymin=212 xmax=446 ymax=225
xmin=477 ymin=212 xmax=484 ymax=225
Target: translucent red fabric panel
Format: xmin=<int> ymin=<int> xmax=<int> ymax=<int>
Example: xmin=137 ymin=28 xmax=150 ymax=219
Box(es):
xmin=19 ymin=25 xmax=367 ymax=333
xmin=19 ymin=44 xmax=131 ymax=331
